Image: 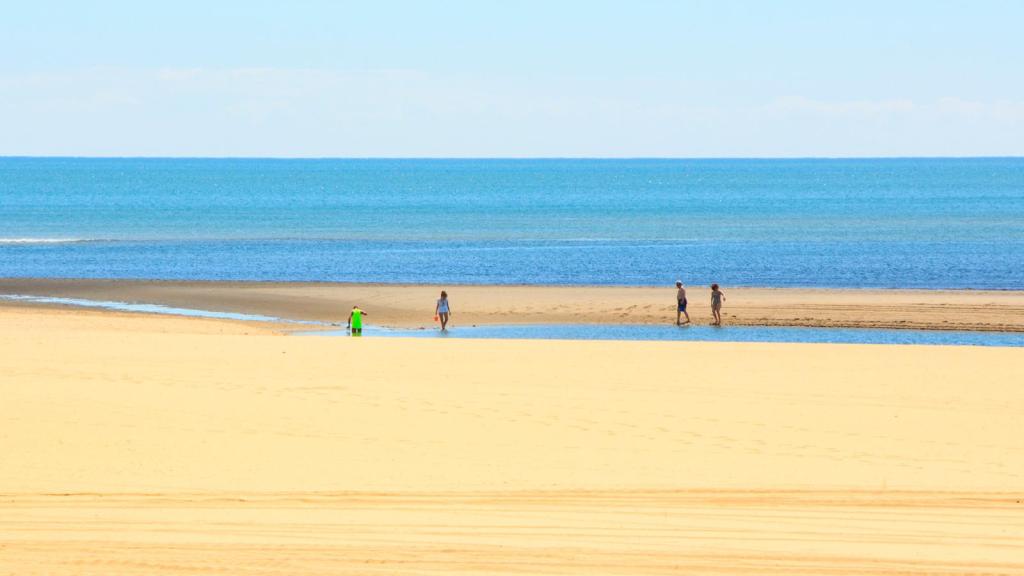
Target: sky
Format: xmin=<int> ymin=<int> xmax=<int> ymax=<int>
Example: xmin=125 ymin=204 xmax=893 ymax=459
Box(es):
xmin=1 ymin=0 xmax=1021 ymax=157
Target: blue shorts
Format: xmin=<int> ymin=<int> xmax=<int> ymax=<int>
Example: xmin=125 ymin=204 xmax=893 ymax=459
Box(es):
xmin=677 ymin=299 xmax=687 ymax=312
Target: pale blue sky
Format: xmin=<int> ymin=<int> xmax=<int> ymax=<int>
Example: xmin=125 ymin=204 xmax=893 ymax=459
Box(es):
xmin=1 ymin=1 xmax=1021 ymax=157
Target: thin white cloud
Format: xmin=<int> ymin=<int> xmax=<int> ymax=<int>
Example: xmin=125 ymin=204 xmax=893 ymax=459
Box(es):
xmin=0 ymin=67 xmax=1021 ymax=157
xmin=769 ymin=96 xmax=916 ymax=116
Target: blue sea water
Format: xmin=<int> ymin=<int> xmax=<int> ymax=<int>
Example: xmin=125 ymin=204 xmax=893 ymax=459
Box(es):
xmin=2 ymin=157 xmax=1022 ymax=288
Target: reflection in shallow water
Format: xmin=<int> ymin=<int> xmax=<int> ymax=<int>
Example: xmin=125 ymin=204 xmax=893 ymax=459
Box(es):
xmin=0 ymin=294 xmax=329 ymax=326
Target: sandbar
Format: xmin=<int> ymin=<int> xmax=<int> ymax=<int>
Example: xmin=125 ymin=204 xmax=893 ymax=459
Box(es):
xmin=2 ymin=277 xmax=1023 ymax=332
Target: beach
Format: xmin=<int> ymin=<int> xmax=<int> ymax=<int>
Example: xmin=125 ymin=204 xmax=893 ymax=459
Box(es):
xmin=3 ymin=278 xmax=1024 ymax=332
xmin=2 ymin=304 xmax=1023 ymax=575
xmin=6 ymin=2 xmax=1024 ymax=574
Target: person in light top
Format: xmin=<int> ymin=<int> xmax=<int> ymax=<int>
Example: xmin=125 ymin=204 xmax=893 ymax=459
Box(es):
xmin=435 ymin=290 xmax=451 ymax=331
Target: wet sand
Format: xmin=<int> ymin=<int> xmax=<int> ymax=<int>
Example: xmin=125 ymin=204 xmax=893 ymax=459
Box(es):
xmin=2 ymin=277 xmax=1024 ymax=332
xmin=1 ymin=306 xmax=1022 ymax=574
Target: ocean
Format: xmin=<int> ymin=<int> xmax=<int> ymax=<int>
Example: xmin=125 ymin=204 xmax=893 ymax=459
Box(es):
xmin=2 ymin=157 xmax=1022 ymax=289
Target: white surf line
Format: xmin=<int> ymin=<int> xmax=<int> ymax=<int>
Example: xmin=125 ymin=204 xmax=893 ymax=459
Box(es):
xmin=0 ymin=238 xmax=94 ymax=244
xmin=0 ymin=294 xmax=333 ymax=326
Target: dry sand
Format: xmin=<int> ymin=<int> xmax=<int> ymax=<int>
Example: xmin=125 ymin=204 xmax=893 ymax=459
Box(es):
xmin=2 ymin=306 xmax=1023 ymax=575
xmin=3 ymin=277 xmax=1024 ymax=331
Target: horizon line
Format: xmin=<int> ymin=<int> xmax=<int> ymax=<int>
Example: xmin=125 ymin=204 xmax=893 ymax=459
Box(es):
xmin=2 ymin=155 xmax=1023 ymax=161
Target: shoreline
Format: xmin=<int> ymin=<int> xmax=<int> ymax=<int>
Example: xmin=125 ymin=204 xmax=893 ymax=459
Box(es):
xmin=2 ymin=277 xmax=1024 ymax=333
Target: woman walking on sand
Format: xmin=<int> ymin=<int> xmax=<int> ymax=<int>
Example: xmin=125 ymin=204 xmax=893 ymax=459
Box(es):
xmin=435 ymin=290 xmax=451 ymax=331
xmin=710 ymin=284 xmax=726 ymax=326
